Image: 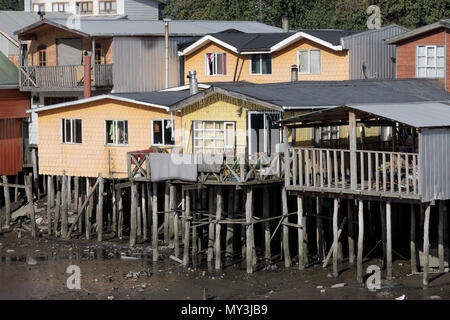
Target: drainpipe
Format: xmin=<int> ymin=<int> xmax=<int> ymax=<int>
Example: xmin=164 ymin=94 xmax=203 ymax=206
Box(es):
xmin=233 ymin=51 xmax=241 ymax=82
xmin=164 ymin=18 xmax=171 ymax=89
xmin=187 ymin=70 xmax=198 ymax=95
xmin=83 ymin=51 xmax=91 ymax=99
xmin=291 ymin=65 xmax=298 ymax=82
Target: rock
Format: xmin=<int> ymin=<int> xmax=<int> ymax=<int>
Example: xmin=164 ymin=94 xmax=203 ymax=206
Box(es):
xmin=331 ymin=283 xmax=347 ymax=288
xmin=26 ymin=257 xmax=37 ymax=265
xmin=6 ymin=249 xmax=14 ymax=253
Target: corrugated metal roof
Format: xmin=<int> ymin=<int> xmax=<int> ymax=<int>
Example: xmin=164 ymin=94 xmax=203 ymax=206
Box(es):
xmin=16 ymin=19 xmax=283 ymax=37
xmin=0 ymin=51 xmax=18 ymax=86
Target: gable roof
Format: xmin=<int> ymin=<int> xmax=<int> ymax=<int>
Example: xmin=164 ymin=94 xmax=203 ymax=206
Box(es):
xmin=178 ymin=29 xmax=362 ymax=55
xmin=0 ymin=51 xmax=18 ymax=88
xmin=386 ymin=19 xmax=450 ymax=44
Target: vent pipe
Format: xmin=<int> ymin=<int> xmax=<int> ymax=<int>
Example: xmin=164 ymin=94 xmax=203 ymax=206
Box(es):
xmin=291 ymin=65 xmax=298 ymax=82
xmin=187 ymin=70 xmax=198 ymax=95
xmin=83 ymin=51 xmax=92 ymax=99
xmin=282 ymin=15 xmax=289 ymax=32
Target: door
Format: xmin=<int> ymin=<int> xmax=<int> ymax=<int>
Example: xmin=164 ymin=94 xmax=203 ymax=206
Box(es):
xmin=249 ymin=112 xmax=281 ymax=155
xmin=56 ymin=38 xmax=83 ymax=66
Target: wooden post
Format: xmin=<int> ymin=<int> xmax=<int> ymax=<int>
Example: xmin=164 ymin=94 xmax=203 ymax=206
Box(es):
xmin=245 ymin=187 xmax=254 ymax=273
xmin=31 ymin=148 xmax=40 ymax=200
xmin=25 ymin=174 xmax=36 ymax=237
xmin=298 ymin=194 xmax=305 ymax=270
xmin=263 ymin=187 xmax=271 ymax=264
xmin=423 ymin=203 xmax=431 ymax=286
xmin=54 ymin=177 xmax=61 ymax=235
xmin=410 ymin=204 xmax=417 ymax=274
xmin=226 ymin=186 xmax=234 ymax=258
xmin=2 ymin=175 xmax=11 ymax=227
xmin=380 ymin=202 xmax=387 ymax=269
xmin=78 ymin=190 xmax=84 ymax=234
xmin=281 ymin=186 xmax=291 ymax=268
xmin=349 ymin=111 xmax=357 ymax=190
xmin=192 ymin=191 xmax=198 ymax=263
xmin=14 ymin=174 xmax=19 ymax=203
xmin=386 ymin=201 xmax=392 ymax=280
xmin=96 ymin=174 xmax=104 ymax=242
xmin=61 ymin=171 xmax=68 ymax=238
xmin=152 ymin=182 xmax=158 ymax=261
xmin=142 ymin=183 xmax=147 ymax=242
xmin=86 ymin=178 xmax=93 ymax=240
xmin=170 ymin=185 xmax=179 ymax=256
xmin=112 ymin=182 xmax=117 ymax=234
xmin=67 ymin=176 xmax=71 ymax=207
xmin=169 ymin=184 xmax=175 ymax=249
xmin=117 ymin=189 xmax=123 ymax=239
xmin=357 ymin=199 xmax=364 ymax=283
xmin=332 ymin=198 xmax=339 ymax=277
xmin=46 ymin=176 xmax=53 ymax=235
xmin=207 ymin=187 xmax=215 ymax=263
xmin=316 ymin=197 xmax=324 ymax=261
xmin=215 ymin=186 xmax=223 ymax=270
xmin=164 ymin=183 xmax=170 ymax=245
xmin=74 ymin=177 xmax=79 ymax=222
xmin=438 ymin=200 xmax=446 ymax=273
xmin=347 ymin=199 xmax=355 ymax=265
xmin=130 ymin=183 xmax=137 ymax=247
xmin=137 ymin=186 xmax=142 ymax=239
xmin=183 ymin=189 xmax=190 ymax=266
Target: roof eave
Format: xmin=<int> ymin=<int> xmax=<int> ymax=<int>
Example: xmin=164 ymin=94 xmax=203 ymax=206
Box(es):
xmin=385 ymin=20 xmax=449 ymax=44
xmin=178 ymin=35 xmax=238 ymax=56
xmin=270 ymin=31 xmax=344 ymax=52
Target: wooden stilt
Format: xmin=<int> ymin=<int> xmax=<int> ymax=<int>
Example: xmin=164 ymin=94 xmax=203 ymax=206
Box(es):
xmin=136 ymin=185 xmax=142 ymax=239
xmin=146 ymin=182 xmax=152 ymax=241
xmin=67 ymin=176 xmax=71 ymax=207
xmin=215 ymin=186 xmax=223 ymax=270
xmin=241 ymin=189 xmax=247 ymax=265
xmin=164 ymin=183 xmax=170 ymax=245
xmin=192 ymin=191 xmax=198 ymax=263
xmin=142 ymin=183 xmax=147 ymax=242
xmin=357 ymin=199 xmax=364 ymax=283
xmin=46 ymin=176 xmax=53 ymax=235
xmin=263 ymin=187 xmax=271 ymax=264
xmin=130 ymin=183 xmax=137 ymax=247
xmin=25 ymin=174 xmax=36 ymax=237
xmin=31 ymin=148 xmax=40 ymax=200
xmin=439 ymin=200 xmax=445 ymax=273
xmin=170 ymin=185 xmax=179 ymax=256
xmin=303 ymin=198 xmax=309 ymax=266
xmin=86 ymin=178 xmax=93 ymax=240
xmin=282 ymin=187 xmax=291 ymax=268
xmin=78 ymin=187 xmax=84 ymax=234
xmin=423 ymin=203 xmax=431 ymax=286
xmin=347 ymin=199 xmax=355 ymax=266
xmin=169 ymin=184 xmax=176 ymax=249
xmin=61 ymin=170 xmax=68 ymax=238
xmin=2 ymin=175 xmax=10 ymax=227
xmin=245 ymin=187 xmax=254 ymax=273
xmin=54 ymin=177 xmax=61 ymax=235
xmin=152 ymin=182 xmax=159 ymax=262
xmin=333 ymin=198 xmax=339 ymax=277
xmin=42 ymin=175 xmax=47 ymax=195
xmin=298 ymin=194 xmax=305 ymax=270
xmin=117 ymin=189 xmax=123 ymax=239
xmin=207 ymin=187 xmax=215 ymax=263
xmin=410 ymin=204 xmax=417 ymax=274
xmin=183 ymin=189 xmax=190 ymax=266
xmin=226 ymin=186 xmax=234 ymax=258
xmin=112 ymin=182 xmax=117 ymax=234
xmin=96 ymin=174 xmax=104 ymax=242
xmin=14 ymin=174 xmax=19 ymax=203
xmin=316 ymin=197 xmax=324 ymax=261
xmin=380 ymin=202 xmax=387 ymax=269
xmin=74 ymin=177 xmax=79 ymax=222
xmin=386 ymin=201 xmax=392 ymax=280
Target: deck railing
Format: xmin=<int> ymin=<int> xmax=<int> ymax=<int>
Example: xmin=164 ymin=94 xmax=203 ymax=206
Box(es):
xmin=19 ymin=64 xmax=113 ymax=89
xmin=285 ymin=147 xmax=420 ymax=197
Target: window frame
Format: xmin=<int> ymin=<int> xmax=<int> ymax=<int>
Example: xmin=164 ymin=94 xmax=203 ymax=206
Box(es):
xmin=105 ymin=119 xmax=129 ymax=146
xmin=249 ymin=53 xmax=272 ymax=75
xmin=297 ymin=49 xmax=321 ymax=74
xmin=204 ymin=52 xmax=227 ymax=76
xmin=61 ymin=118 xmax=82 ymax=144
xmin=192 ymin=120 xmax=235 ymax=154
xmin=98 ymin=0 xmax=117 ymax=14
xmin=415 ymin=45 xmax=445 ymax=79
xmin=32 ymin=3 xmax=46 ymax=12
xmin=38 ymin=45 xmax=47 ymax=66
xmin=151 ymin=119 xmax=175 ymax=146
xmin=94 ymin=44 xmax=103 ymax=64
xmin=52 ymin=2 xmax=69 ymax=12
xmin=76 ymin=1 xmax=93 ymax=15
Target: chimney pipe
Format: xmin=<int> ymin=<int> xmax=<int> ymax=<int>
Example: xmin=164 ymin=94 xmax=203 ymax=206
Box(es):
xmin=187 ymin=70 xmax=198 ymax=95
xmin=83 ymin=51 xmax=92 ymax=99
xmin=291 ymin=65 xmax=298 ymax=82
xmin=282 ymin=15 xmax=289 ymax=32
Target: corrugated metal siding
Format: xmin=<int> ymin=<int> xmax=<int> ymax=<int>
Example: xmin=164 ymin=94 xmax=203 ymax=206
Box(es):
xmin=419 ymin=128 xmax=450 ymax=202
xmin=124 ymin=0 xmax=159 ymax=20
xmin=113 ymin=36 xmax=194 ymax=92
xmin=0 ymin=118 xmax=23 ymax=175
xmin=342 ymin=25 xmax=409 ymax=80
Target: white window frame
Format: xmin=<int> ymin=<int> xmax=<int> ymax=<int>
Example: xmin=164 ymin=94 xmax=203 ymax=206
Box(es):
xmin=32 ymin=3 xmax=45 ymax=12
xmin=415 ymin=45 xmax=445 ymax=79
xmin=205 ymin=52 xmax=227 ymax=76
xmin=192 ymin=121 xmax=235 ymax=153
xmin=76 ymin=1 xmax=93 ymax=15
xmin=52 ymin=2 xmax=69 ymax=12
xmin=99 ymin=0 xmax=117 ymax=14
xmin=297 ymin=49 xmax=321 ymax=74
xmin=61 ymin=118 xmax=82 ymax=144
xmin=151 ymin=119 xmax=174 ymax=146
xmin=105 ymin=119 xmax=128 ymax=146
xmin=250 ymin=53 xmax=272 ymax=75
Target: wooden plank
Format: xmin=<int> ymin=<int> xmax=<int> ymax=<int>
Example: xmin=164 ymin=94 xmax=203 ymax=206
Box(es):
xmin=169 ymin=184 xmax=175 ymax=249
xmin=375 ymin=152 xmax=379 ymax=191
xmin=284 ymin=148 xmax=291 ymax=186
xmin=2 ymin=175 xmax=11 ymax=227
xmin=360 ymin=151 xmax=364 ymax=190
xmin=349 ymin=111 xmax=357 ymax=190
xmin=298 ymin=194 xmax=304 ymax=270
xmin=386 ymin=201 xmax=392 ymax=280
xmin=390 ymin=154 xmax=394 ymax=193
xmin=152 ymin=182 xmax=159 ymax=262
xmin=61 ymin=171 xmax=68 ymax=238
xmin=340 ymin=150 xmax=345 ymax=189
xmin=164 ymin=183 xmax=170 ymax=245
xmin=423 ymin=203 xmax=431 ymax=286
xmin=263 ymin=187 xmax=271 ymax=263
xmin=282 ymin=186 xmax=291 ymax=268
xmin=332 ymin=198 xmax=339 ymax=277
xmin=117 ymin=189 xmax=123 ymax=239
xmin=97 ymin=174 xmax=104 ymax=242
xmin=298 ymin=149 xmax=303 ymax=186
xmin=368 ymin=152 xmax=372 ymax=191
xmin=31 ymin=148 xmax=40 ymax=200
xmin=382 ymin=153 xmax=387 ymax=191
xmin=305 ymin=150 xmax=310 ymax=187
xmin=397 ymin=153 xmax=402 ymax=194
xmin=54 ymin=177 xmax=61 ymax=236
xmin=312 ymin=150 xmax=317 ymax=187
xmin=245 ymin=187 xmax=254 ymax=273
xmin=319 ymin=150 xmax=323 ymax=188
xmin=333 ymin=150 xmax=338 ymax=189
xmin=348 ymin=199 xmax=355 ymax=266
xmin=413 ymin=155 xmax=417 ymax=194
xmin=293 ymin=149 xmax=298 ymax=186
xmin=25 ymin=174 xmax=37 ymax=238
xmin=86 ymin=178 xmax=93 ymax=240
xmin=207 ymin=187 xmax=215 ymax=263
xmin=405 ymin=154 xmax=409 ymax=194
xmin=327 ymin=150 xmax=331 ymax=188
xmin=171 ymin=185 xmax=179 ymax=257
xmin=47 ymin=176 xmax=53 ymax=236
xmin=357 ymin=200 xmax=364 ymax=283
xmin=183 ymin=189 xmax=190 ymax=266
xmin=215 ymin=186 xmax=223 ymax=270
xmin=226 ymin=186 xmax=234 ymax=258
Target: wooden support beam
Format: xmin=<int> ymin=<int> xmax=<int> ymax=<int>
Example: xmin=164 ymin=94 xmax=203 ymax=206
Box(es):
xmin=410 ymin=204 xmax=417 ymax=274
xmin=14 ymin=175 xmax=19 ymax=202
xmin=142 ymin=183 xmax=147 ymax=242
xmin=61 ymin=171 xmax=68 ymax=238
xmin=164 ymin=183 xmax=170 ymax=245
xmin=215 ymin=186 xmax=223 ymax=270
xmin=282 ymin=186 xmax=291 ymax=268
xmin=2 ymin=175 xmax=11 ymax=227
xmin=332 ymin=198 xmax=339 ymax=277
xmin=117 ymin=189 xmax=123 ymax=239
xmin=25 ymin=174 xmax=36 ymax=237
xmin=192 ymin=191 xmax=198 ymax=264
xmin=31 ymin=148 xmax=40 ymax=200
xmin=380 ymin=202 xmax=387 ymax=269
xmin=130 ymin=182 xmax=137 ymax=247
xmin=97 ymin=174 xmax=104 ymax=242
xmin=152 ymin=182 xmax=159 ymax=262
xmin=226 ymin=186 xmax=234 ymax=258
xmin=386 ymin=201 xmax=392 ymax=280
xmin=54 ymin=177 xmax=61 ymax=236
xmin=67 ymin=176 xmax=71 ymax=208
xmin=357 ymin=199 xmax=364 ymax=283
xmin=245 ymin=187 xmax=254 ymax=273
xmin=438 ymin=200 xmax=446 ymax=273
xmin=112 ymin=182 xmax=117 ymax=234
xmin=316 ymin=197 xmax=324 ymax=261
xmin=347 ymin=199 xmax=355 ymax=266
xmin=423 ymin=203 xmax=431 ymax=286
xmin=183 ymin=189 xmax=190 ymax=266
xmin=170 ymin=185 xmax=179 ymax=256
xmin=169 ymin=184 xmax=175 ymax=248
xmin=86 ymin=178 xmax=93 ymax=240
xmin=74 ymin=177 xmax=79 ymax=227
xmin=264 ymin=187 xmax=271 ymax=264
xmin=207 ymin=187 xmax=215 ymax=263
xmin=297 ymin=194 xmax=304 ymax=270
xmin=137 ymin=186 xmax=142 ymax=239
xmin=349 ymin=111 xmax=357 ymax=190
xmin=47 ymin=176 xmax=53 ymax=236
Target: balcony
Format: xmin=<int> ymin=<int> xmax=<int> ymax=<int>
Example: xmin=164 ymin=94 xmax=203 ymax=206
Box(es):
xmin=18 ymin=64 xmax=113 ymax=91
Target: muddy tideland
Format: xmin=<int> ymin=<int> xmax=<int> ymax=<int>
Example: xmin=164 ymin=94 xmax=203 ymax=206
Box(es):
xmin=0 ymin=231 xmax=449 ymax=301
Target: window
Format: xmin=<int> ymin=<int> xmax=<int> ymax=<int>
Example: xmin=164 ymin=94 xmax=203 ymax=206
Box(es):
xmin=297 ymin=49 xmax=321 ymax=74
xmin=61 ymin=119 xmax=82 ymax=144
xmin=32 ymin=3 xmax=45 ymax=12
xmin=105 ymin=120 xmax=128 ymax=145
xmin=95 ymin=44 xmax=102 ymax=64
xmin=52 ymin=2 xmax=69 ymax=11
xmin=205 ymin=53 xmax=226 ymax=76
xmin=76 ymin=1 xmax=93 ymax=14
xmin=416 ymin=45 xmax=445 ymax=78
xmin=38 ymin=45 xmax=46 ymax=66
xmin=250 ymin=54 xmax=272 ymax=75
xmin=193 ymin=121 xmax=235 ymax=154
xmin=152 ymin=119 xmax=174 ymax=146
xmin=99 ymin=0 xmax=117 ymax=14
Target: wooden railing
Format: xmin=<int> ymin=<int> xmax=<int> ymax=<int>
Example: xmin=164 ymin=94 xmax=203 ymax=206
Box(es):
xmin=285 ymin=147 xmax=420 ymax=197
xmin=19 ymin=64 xmax=113 ymax=89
